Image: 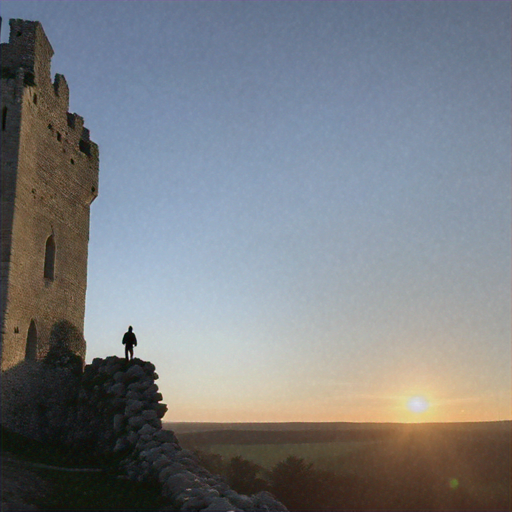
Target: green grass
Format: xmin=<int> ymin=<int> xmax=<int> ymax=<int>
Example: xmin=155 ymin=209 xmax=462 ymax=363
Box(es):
xmin=197 ymin=440 xmax=379 ymax=474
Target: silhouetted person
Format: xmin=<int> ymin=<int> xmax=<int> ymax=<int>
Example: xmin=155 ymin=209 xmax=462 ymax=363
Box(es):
xmin=122 ymin=326 xmax=137 ymax=361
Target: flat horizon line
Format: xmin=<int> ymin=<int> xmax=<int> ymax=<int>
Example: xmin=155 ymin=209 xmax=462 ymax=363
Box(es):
xmin=165 ymin=419 xmax=511 ymax=426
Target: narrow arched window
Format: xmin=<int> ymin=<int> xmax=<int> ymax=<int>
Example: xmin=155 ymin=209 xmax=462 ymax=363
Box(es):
xmin=2 ymin=106 xmax=7 ymax=131
xmin=44 ymin=235 xmax=56 ymax=280
xmin=25 ymin=320 xmax=38 ymax=361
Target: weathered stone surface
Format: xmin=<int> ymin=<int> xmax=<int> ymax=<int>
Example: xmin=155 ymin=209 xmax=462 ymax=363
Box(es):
xmin=202 ymin=497 xmax=239 ymax=512
xmin=126 ymin=364 xmax=145 ymax=380
xmin=224 ymin=491 xmax=254 ymax=511
xmin=154 ymin=402 xmax=168 ymax=418
xmin=113 ymin=437 xmax=130 ymax=453
xmin=125 ymin=399 xmax=144 ymax=416
xmin=128 ymin=415 xmax=146 ymax=431
xmin=137 ymin=439 xmax=160 ymax=452
xmin=162 ymin=470 xmax=199 ymax=496
xmin=253 ymin=491 xmax=288 ymax=511
xmin=153 ymin=454 xmax=172 ymax=472
xmin=127 ymin=381 xmax=150 ymax=394
xmin=141 ymin=409 xmax=158 ymax=422
xmin=125 ymin=389 xmax=142 ymax=401
xmin=181 ymin=495 xmax=209 ymax=511
xmin=113 ymin=371 xmax=128 ymax=383
xmin=0 ymin=19 xmax=99 ymax=376
xmin=126 ymin=431 xmax=139 ymax=445
xmin=113 ymin=414 xmax=125 ymax=433
xmin=140 ymin=446 xmax=162 ymax=463
xmin=160 ymin=441 xmax=179 ymax=455
xmin=143 ymin=362 xmax=156 ymax=374
xmin=138 ymin=423 xmax=157 ymax=437
xmin=143 ymin=383 xmax=159 ymax=398
xmin=110 ymin=382 xmax=126 ymax=397
xmin=158 ymin=463 xmax=185 ymax=484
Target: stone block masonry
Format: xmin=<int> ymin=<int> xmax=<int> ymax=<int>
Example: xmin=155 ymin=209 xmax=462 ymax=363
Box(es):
xmin=1 ymin=18 xmax=99 ymax=371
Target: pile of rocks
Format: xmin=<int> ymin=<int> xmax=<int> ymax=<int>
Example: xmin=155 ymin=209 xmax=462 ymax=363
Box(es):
xmin=74 ymin=356 xmax=287 ymax=512
xmin=74 ymin=356 xmax=169 ymax=454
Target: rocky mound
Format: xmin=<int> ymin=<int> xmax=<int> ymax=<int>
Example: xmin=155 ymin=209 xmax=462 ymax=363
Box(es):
xmin=74 ymin=356 xmax=287 ymax=512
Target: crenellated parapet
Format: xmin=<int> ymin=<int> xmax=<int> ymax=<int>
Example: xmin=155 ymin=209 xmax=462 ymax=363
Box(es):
xmin=1 ymin=19 xmax=99 ymax=204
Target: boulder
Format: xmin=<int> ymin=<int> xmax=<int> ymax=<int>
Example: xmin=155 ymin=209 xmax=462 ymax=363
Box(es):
xmin=181 ymin=495 xmax=209 ymax=511
xmin=153 ymin=403 xmax=168 ymax=418
xmin=253 ymin=491 xmax=288 ymax=512
xmin=125 ymin=389 xmax=142 ymax=401
xmin=158 ymin=462 xmax=185 ymax=484
xmin=143 ymin=362 xmax=156 ymax=374
xmin=113 ymin=371 xmax=128 ymax=383
xmin=162 ymin=470 xmax=200 ymax=496
xmin=202 ymin=497 xmax=239 ymax=512
xmin=138 ymin=423 xmax=157 ymax=437
xmin=223 ymin=491 xmax=254 ymax=511
xmin=126 ymin=364 xmax=145 ymax=380
xmin=153 ymin=454 xmax=172 ymax=472
xmin=141 ymin=409 xmax=158 ymax=422
xmin=109 ymin=382 xmax=126 ymax=397
xmin=113 ymin=413 xmax=125 ymax=432
xmin=113 ymin=437 xmax=130 ymax=453
xmin=142 ymin=383 xmax=159 ymax=398
xmin=125 ymin=399 xmax=144 ymax=416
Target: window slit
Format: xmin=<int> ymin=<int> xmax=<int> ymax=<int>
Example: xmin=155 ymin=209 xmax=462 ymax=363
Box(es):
xmin=44 ymin=235 xmax=56 ymax=280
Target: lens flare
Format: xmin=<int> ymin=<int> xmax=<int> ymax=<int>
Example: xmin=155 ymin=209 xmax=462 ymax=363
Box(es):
xmin=407 ymin=395 xmax=430 ymax=413
xmin=449 ymin=478 xmax=459 ymax=490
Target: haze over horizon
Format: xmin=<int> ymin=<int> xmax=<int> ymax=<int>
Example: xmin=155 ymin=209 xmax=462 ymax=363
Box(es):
xmin=1 ymin=1 xmax=510 ymax=424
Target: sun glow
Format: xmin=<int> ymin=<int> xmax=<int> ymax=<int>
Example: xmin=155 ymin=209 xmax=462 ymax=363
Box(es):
xmin=407 ymin=395 xmax=430 ymax=414
xmin=396 ymin=392 xmax=438 ymax=423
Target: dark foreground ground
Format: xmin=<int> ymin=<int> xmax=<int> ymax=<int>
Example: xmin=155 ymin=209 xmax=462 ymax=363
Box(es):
xmin=1 ymin=422 xmax=509 ymax=511
xmin=0 ymin=427 xmax=165 ymax=511
xmin=166 ymin=420 xmax=511 ymax=511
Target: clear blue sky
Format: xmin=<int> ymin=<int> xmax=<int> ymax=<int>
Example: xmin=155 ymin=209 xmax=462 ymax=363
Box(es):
xmin=2 ymin=1 xmax=510 ymax=423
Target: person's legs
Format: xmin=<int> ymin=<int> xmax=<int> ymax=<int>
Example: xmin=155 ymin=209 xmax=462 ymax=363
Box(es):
xmin=128 ymin=345 xmax=134 ymax=360
xmin=125 ymin=345 xmax=130 ymax=361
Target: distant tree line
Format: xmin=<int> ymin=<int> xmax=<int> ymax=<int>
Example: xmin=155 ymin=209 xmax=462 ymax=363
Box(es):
xmin=193 ymin=450 xmax=505 ymax=511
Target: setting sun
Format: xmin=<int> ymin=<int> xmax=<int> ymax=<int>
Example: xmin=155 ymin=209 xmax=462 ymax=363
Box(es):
xmin=395 ymin=393 xmax=438 ymax=423
xmin=407 ymin=395 xmax=430 ymax=414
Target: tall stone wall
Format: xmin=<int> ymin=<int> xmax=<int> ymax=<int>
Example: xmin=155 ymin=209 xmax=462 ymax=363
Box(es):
xmin=0 ymin=19 xmax=99 ymax=371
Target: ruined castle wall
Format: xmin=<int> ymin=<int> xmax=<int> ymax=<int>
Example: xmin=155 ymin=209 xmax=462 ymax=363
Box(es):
xmin=0 ymin=20 xmax=99 ymax=370
xmin=2 ymin=353 xmax=288 ymax=511
xmin=72 ymin=357 xmax=287 ymax=512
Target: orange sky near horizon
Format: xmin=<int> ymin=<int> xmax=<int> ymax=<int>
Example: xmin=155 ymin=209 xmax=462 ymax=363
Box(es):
xmin=164 ymin=383 xmax=511 ymax=424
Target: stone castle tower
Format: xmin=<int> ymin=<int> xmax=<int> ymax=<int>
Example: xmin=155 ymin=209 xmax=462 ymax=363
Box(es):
xmin=0 ymin=19 xmax=99 ymax=371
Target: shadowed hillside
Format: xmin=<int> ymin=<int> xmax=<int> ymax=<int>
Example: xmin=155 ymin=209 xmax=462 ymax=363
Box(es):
xmin=170 ymin=421 xmax=511 ymax=511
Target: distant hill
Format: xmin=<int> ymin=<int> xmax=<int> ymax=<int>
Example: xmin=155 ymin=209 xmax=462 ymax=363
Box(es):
xmin=165 ymin=420 xmax=511 ymax=445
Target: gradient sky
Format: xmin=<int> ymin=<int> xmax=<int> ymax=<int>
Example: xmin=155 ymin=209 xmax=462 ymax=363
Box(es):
xmin=2 ymin=1 xmax=510 ymax=423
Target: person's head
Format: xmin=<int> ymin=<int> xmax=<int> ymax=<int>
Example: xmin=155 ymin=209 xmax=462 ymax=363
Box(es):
xmin=128 ymin=326 xmax=133 ymax=332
